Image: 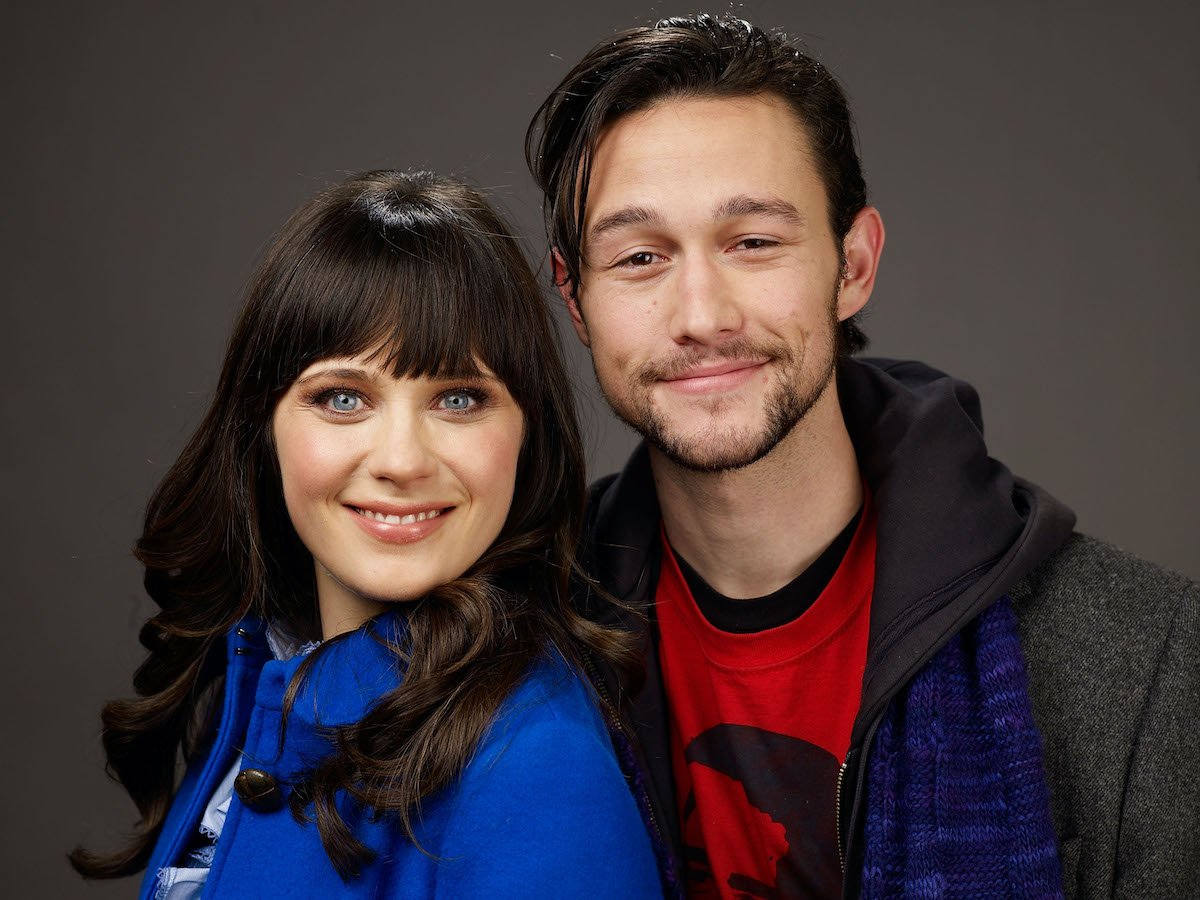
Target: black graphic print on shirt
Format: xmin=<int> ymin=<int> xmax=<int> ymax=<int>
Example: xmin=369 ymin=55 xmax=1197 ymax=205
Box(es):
xmin=681 ymin=724 xmax=842 ymax=898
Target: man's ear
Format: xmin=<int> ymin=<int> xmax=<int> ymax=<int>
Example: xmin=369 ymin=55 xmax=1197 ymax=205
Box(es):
xmin=552 ymin=249 xmax=590 ymax=347
xmin=836 ymin=206 xmax=885 ymax=321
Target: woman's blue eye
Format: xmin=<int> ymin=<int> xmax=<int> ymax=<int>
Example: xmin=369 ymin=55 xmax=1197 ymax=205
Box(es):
xmin=440 ymin=392 xmax=476 ymax=411
xmin=326 ymin=392 xmax=360 ymax=413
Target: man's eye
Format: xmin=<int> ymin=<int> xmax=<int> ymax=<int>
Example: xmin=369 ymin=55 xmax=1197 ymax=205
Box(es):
xmin=738 ymin=238 xmax=776 ymax=250
xmin=621 ymin=251 xmax=659 ymax=267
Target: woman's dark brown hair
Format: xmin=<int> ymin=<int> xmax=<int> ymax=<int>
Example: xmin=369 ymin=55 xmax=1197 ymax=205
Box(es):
xmin=71 ymin=170 xmax=632 ymax=879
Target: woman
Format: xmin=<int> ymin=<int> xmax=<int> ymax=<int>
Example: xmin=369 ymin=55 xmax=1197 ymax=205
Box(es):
xmin=71 ymin=171 xmax=664 ymax=898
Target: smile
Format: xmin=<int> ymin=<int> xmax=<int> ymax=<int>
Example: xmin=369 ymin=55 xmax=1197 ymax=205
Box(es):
xmin=660 ymin=360 xmax=768 ymax=394
xmin=351 ymin=506 xmax=442 ymax=526
xmin=345 ymin=503 xmax=452 ymax=545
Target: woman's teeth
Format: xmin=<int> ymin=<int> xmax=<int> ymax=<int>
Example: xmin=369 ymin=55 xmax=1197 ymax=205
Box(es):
xmin=355 ymin=507 xmax=442 ymax=526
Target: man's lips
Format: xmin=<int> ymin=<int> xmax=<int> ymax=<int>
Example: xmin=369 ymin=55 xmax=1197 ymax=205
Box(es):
xmin=658 ymin=359 xmax=768 ymax=394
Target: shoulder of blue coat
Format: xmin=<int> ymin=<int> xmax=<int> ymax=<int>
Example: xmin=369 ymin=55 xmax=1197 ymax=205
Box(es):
xmin=428 ymin=651 xmax=662 ymax=897
xmin=465 ymin=650 xmax=611 ymax=772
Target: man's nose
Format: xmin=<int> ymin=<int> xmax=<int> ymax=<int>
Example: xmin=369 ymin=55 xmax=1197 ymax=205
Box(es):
xmin=667 ymin=255 xmax=743 ymax=345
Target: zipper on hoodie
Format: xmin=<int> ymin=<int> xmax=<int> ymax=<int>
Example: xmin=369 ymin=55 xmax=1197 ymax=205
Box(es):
xmin=840 ymin=717 xmax=883 ymax=900
xmin=835 ymin=757 xmax=849 ymax=872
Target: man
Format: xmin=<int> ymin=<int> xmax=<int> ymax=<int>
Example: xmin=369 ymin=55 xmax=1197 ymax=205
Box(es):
xmin=525 ymin=14 xmax=1198 ymax=900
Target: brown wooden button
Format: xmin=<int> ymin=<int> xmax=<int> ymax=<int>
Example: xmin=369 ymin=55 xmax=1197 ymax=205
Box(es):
xmin=233 ymin=768 xmax=283 ymax=812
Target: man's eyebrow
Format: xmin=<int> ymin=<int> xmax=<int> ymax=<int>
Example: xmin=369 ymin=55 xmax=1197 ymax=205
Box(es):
xmin=713 ymin=195 xmax=807 ymax=226
xmin=587 ymin=205 xmax=662 ymax=240
xmin=586 ymin=196 xmax=805 ymax=242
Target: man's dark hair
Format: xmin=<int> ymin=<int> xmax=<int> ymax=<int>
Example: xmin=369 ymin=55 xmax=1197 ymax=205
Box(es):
xmin=526 ymin=13 xmax=870 ymax=354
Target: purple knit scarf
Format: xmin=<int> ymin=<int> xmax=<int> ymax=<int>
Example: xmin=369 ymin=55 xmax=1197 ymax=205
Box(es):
xmin=861 ymin=598 xmax=1064 ymax=898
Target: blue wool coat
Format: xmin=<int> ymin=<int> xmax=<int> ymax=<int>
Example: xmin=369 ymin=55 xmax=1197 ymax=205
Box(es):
xmin=140 ymin=615 xmax=662 ymax=898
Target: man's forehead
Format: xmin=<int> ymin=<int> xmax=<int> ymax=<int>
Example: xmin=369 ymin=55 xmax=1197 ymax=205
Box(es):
xmin=589 ymin=92 xmax=813 ymax=164
xmin=581 ymin=95 xmax=821 ymax=237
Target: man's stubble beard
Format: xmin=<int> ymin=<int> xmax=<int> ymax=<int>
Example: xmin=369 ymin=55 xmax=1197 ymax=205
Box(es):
xmin=596 ymin=294 xmax=840 ymax=474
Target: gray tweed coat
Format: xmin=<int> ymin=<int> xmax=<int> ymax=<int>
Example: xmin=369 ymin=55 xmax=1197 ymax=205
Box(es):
xmin=1015 ymin=533 xmax=1199 ymax=899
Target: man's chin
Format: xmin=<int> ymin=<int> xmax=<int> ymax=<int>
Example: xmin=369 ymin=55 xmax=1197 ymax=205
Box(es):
xmin=654 ymin=437 xmax=779 ymax=473
xmin=604 ymin=393 xmax=776 ymax=470
xmin=641 ymin=418 xmax=788 ymax=474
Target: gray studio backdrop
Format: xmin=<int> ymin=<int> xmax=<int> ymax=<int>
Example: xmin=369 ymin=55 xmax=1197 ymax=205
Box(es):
xmin=3 ymin=1 xmax=1196 ymax=896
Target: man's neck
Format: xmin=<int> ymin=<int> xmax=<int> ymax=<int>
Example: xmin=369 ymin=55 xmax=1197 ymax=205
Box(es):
xmin=651 ymin=384 xmax=862 ymax=600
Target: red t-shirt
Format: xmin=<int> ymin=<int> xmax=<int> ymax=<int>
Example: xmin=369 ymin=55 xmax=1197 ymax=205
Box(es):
xmin=656 ymin=496 xmax=876 ymax=898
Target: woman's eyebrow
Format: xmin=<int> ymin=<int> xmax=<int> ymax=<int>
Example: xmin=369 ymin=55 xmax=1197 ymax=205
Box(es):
xmin=293 ymin=366 xmax=371 ymax=386
xmin=427 ymin=369 xmax=498 ymax=385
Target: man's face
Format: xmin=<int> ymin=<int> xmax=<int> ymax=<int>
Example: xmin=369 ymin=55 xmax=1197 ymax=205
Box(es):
xmin=568 ymin=94 xmax=853 ymax=472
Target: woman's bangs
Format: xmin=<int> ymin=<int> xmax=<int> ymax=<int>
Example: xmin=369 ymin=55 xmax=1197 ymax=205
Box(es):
xmin=271 ymin=220 xmax=521 ymax=389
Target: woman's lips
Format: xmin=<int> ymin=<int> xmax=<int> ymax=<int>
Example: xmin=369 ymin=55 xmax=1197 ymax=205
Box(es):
xmin=346 ymin=503 xmax=451 ymax=544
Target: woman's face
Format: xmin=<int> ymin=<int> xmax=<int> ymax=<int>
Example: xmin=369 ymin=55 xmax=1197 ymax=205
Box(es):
xmin=272 ymin=351 xmax=525 ymax=639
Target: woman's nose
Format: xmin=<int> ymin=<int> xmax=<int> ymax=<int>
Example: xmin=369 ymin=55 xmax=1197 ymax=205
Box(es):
xmin=364 ymin=414 xmax=439 ymax=483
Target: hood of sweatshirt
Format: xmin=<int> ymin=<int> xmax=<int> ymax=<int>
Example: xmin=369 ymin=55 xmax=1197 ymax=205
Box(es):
xmin=583 ymin=356 xmax=1076 ymax=744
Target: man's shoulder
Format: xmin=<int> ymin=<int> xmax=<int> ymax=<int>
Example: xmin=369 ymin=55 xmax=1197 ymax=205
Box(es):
xmin=580 ymin=447 xmax=659 ymax=572
xmin=584 ymin=471 xmax=621 ymax=519
xmin=1009 ymin=537 xmax=1199 ymax=895
xmin=1012 ymin=531 xmax=1196 ymax=642
xmin=1010 ymin=529 xmax=1196 ymax=789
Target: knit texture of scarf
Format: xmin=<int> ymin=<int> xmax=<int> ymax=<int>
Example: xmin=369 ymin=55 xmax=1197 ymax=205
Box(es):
xmin=861 ymin=597 xmax=1064 ymax=898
